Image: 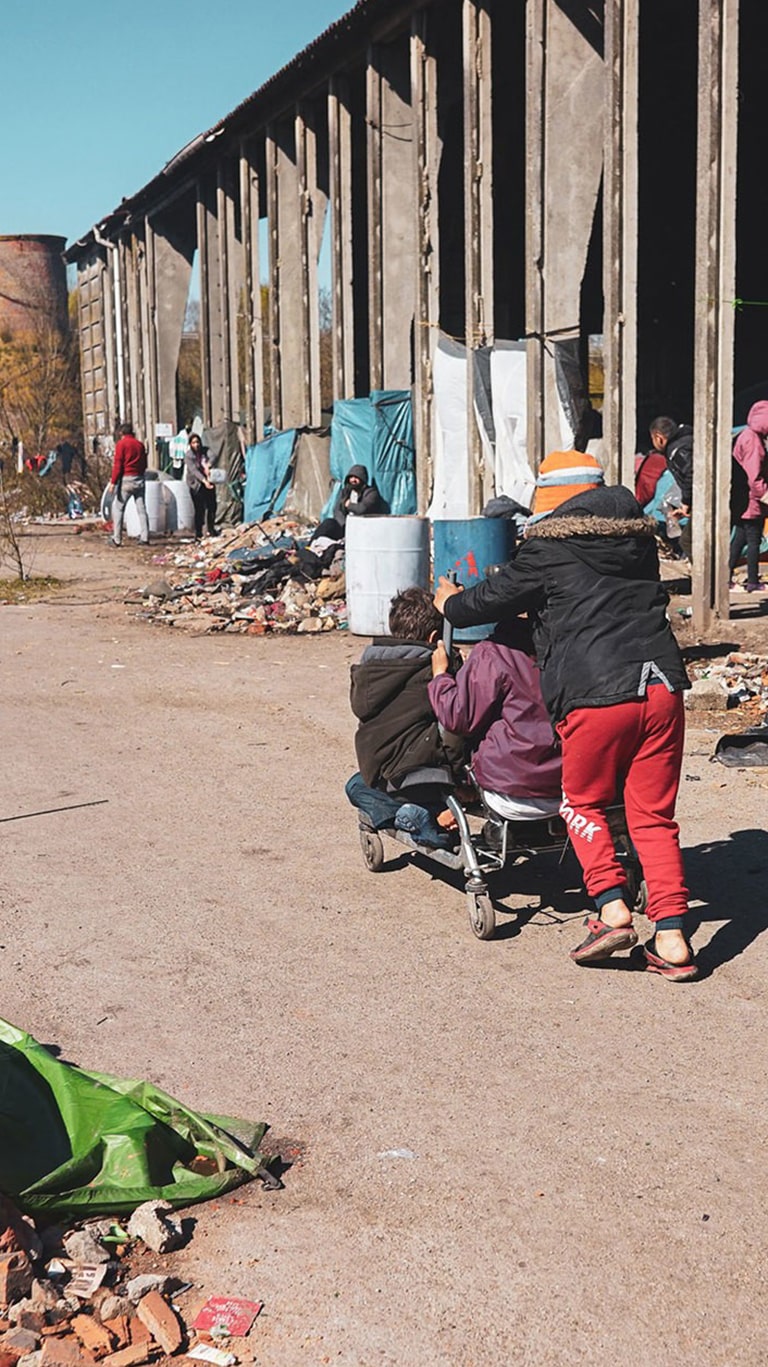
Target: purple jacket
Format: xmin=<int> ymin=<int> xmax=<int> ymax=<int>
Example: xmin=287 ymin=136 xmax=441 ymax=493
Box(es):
xmin=734 ymin=402 xmax=768 ymax=519
xmin=427 ymin=625 xmax=562 ymax=800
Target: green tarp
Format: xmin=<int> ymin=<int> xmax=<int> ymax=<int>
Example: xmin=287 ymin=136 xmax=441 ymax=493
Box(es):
xmin=0 ymin=1018 xmax=267 ymax=1218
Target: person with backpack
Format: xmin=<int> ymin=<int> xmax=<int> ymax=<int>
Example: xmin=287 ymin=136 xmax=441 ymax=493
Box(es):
xmin=730 ymin=401 xmax=768 ymax=591
xmin=649 ymin=416 xmax=694 ymax=559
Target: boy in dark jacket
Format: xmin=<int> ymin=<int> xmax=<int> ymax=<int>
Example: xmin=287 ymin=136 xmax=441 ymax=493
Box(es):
xmin=315 ymin=464 xmax=384 ymax=542
xmin=345 ymin=587 xmax=465 ymax=848
xmin=435 ymin=449 xmax=697 ymax=981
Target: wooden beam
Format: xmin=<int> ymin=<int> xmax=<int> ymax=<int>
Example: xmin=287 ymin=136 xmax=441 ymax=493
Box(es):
xmin=411 ymin=10 xmax=439 ymax=514
xmin=692 ymin=0 xmax=739 ymax=630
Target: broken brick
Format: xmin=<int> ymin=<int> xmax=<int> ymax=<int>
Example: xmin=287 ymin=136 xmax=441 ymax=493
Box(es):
xmin=40 ymin=1337 xmax=93 ymax=1367
xmin=0 ymin=1253 xmax=33 ymax=1308
xmin=0 ymin=1329 xmax=39 ymax=1356
xmin=126 ymin=1323 xmax=149 ymax=1348
xmin=100 ymin=1344 xmax=156 ymax=1367
xmin=101 ymin=1321 xmax=129 ymax=1352
xmin=134 ymin=1293 xmax=182 ymax=1356
xmin=71 ymin=1316 xmax=113 ymax=1359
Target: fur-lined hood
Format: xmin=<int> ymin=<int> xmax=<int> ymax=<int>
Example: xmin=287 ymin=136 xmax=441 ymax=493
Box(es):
xmin=527 ymin=512 xmax=657 ymax=540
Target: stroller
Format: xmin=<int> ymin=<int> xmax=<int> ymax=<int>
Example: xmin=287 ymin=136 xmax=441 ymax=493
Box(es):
xmin=355 ymin=595 xmax=646 ymax=940
xmin=356 ymin=782 xmax=646 ymax=940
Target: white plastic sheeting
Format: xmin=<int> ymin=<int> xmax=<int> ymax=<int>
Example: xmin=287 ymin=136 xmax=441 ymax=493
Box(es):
xmin=430 ymin=334 xmax=534 ymax=518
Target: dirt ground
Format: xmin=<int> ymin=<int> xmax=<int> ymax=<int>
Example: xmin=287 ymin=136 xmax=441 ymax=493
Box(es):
xmin=2 ymin=524 xmax=768 ymax=1367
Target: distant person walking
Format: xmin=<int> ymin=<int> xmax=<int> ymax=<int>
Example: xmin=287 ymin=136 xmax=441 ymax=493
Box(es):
xmin=109 ymin=422 xmax=149 ymax=547
xmin=185 ymin=433 xmax=218 ymax=539
xmin=730 ymin=400 xmax=768 ymax=591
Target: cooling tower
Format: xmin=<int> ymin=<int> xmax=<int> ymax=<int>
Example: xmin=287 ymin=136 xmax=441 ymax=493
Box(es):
xmin=0 ymin=234 xmax=68 ymax=338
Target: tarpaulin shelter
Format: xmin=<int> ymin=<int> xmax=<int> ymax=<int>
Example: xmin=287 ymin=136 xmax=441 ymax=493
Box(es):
xmin=322 ymin=390 xmax=417 ymax=518
xmin=244 ymin=429 xmax=298 ymax=522
xmin=0 ymin=1018 xmax=267 ymax=1218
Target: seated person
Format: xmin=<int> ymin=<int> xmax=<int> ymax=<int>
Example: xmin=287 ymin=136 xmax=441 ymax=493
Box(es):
xmin=313 ymin=464 xmax=384 ymax=543
xmin=428 ymin=618 xmax=562 ymax=824
xmin=345 ymin=587 xmax=464 ymax=848
xmin=634 ymin=447 xmax=685 ymax=559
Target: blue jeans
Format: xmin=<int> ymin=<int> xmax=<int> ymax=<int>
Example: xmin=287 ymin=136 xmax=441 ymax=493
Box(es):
xmin=345 ymin=773 xmax=402 ymax=829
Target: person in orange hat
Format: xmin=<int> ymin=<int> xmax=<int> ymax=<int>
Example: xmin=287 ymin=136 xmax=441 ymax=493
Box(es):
xmin=434 ymin=452 xmax=697 ymax=981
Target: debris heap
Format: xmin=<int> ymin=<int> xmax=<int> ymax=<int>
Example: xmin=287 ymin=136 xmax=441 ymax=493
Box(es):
xmin=688 ymin=651 xmax=768 ymax=722
xmin=0 ymin=1197 xmax=261 ymax=1367
xmin=133 ymin=518 xmax=347 ymax=636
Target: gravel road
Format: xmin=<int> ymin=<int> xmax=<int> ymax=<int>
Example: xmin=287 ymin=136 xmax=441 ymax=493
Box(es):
xmin=2 ymin=524 xmax=768 ymax=1366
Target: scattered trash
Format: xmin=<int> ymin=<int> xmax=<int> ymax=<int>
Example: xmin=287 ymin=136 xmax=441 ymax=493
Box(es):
xmin=130 ymin=517 xmax=347 ymax=636
xmin=187 ymin=1345 xmax=238 ymax=1366
xmin=713 ymin=726 xmax=768 ymax=767
xmin=688 ymin=651 xmax=768 ymax=722
xmin=191 ymin=1298 xmax=262 ymax=1338
xmin=377 ymin=1148 xmax=418 ymax=1161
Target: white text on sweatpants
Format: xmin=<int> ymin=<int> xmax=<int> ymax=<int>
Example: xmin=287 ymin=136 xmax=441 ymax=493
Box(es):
xmin=559 ymin=795 xmax=603 ymax=843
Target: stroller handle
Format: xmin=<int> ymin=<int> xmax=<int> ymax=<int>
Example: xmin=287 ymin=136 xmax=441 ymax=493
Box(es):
xmin=442 ymin=568 xmax=458 ymax=657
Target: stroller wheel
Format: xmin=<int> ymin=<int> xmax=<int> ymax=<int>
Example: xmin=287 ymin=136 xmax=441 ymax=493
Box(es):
xmin=466 ymin=888 xmax=495 ymax=940
xmin=359 ymin=826 xmax=385 ymax=872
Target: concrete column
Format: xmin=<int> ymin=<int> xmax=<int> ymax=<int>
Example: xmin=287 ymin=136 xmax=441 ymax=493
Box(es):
xmin=328 ymin=76 xmax=355 ymax=401
xmin=75 ymin=247 xmax=113 ymax=445
xmin=197 ymin=175 xmax=227 ymax=426
xmin=149 ymin=200 xmax=195 ymax=433
xmin=217 ymin=160 xmax=242 ymax=423
xmin=603 ymin=0 xmax=639 ymax=487
xmin=525 ymin=0 xmax=605 ymax=469
xmin=296 ymin=104 xmax=326 ymax=428
xmin=117 ymin=237 xmax=133 ymax=423
xmin=367 ymin=36 xmax=418 ymax=393
xmin=123 ymin=232 xmax=147 ymax=439
xmin=692 ymin=0 xmax=739 ymax=630
xmin=463 ymin=0 xmax=494 ymax=511
xmin=266 ymin=116 xmax=318 ymax=429
xmin=240 ymin=138 xmax=265 ymax=443
xmin=143 ymin=218 xmax=160 ymax=454
xmin=411 ymin=11 xmax=440 ymax=513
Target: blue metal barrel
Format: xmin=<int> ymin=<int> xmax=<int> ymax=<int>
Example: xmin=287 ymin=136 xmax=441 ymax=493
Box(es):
xmin=432 ymin=517 xmax=515 ymax=641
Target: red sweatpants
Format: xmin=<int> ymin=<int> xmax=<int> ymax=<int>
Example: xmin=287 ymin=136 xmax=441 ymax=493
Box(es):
xmin=556 ymin=688 xmax=688 ymax=923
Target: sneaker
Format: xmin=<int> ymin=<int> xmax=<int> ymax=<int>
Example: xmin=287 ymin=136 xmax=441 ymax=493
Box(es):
xmin=394 ymin=803 xmax=453 ymax=849
xmin=745 ymin=580 xmax=766 ymax=592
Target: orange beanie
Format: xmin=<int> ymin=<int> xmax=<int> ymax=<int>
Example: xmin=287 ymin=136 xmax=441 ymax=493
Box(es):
xmin=530 ymin=450 xmax=605 ymax=520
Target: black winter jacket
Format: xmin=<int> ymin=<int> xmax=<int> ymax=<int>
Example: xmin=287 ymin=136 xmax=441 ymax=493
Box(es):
xmin=442 ymin=485 xmax=690 ymax=725
xmin=334 ymin=464 xmax=383 ymax=525
xmin=350 ymin=639 xmax=464 ymax=789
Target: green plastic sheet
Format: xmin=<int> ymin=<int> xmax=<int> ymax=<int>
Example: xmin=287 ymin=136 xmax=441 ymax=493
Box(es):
xmin=0 ymin=1018 xmax=267 ymax=1218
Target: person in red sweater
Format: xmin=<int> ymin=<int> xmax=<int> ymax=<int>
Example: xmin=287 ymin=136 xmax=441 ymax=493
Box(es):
xmin=109 ymin=422 xmax=149 ymax=546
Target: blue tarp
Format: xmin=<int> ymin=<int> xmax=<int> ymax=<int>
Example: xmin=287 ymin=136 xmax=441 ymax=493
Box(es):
xmin=244 ymin=430 xmax=298 ymax=523
xmin=323 ymin=390 xmax=416 ymax=518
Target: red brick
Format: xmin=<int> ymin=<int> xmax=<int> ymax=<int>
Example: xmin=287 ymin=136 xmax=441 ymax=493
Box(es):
xmin=0 ymin=1252 xmax=32 ymax=1308
xmin=40 ymin=1336 xmax=92 ymax=1367
xmin=71 ymin=1315 xmax=114 ymax=1359
xmin=134 ymin=1293 xmax=182 ymax=1356
xmin=100 ymin=1344 xmax=156 ymax=1367
xmin=102 ymin=1318 xmax=130 ymax=1351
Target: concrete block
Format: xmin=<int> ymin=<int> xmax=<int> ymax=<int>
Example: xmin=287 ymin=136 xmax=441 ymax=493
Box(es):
xmin=123 ymin=1278 xmax=169 ymax=1308
xmin=1 ymin=1329 xmax=40 ymax=1356
xmin=685 ymin=677 xmax=729 ymax=711
xmin=125 ymin=1204 xmax=183 ymax=1257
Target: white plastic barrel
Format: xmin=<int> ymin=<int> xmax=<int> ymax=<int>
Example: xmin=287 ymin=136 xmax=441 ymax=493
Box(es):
xmin=163 ymin=478 xmax=196 ymax=532
xmin=345 ymin=515 xmax=430 ymax=636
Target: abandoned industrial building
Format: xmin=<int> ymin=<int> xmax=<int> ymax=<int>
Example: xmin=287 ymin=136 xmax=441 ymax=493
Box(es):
xmin=65 ymin=0 xmax=762 ymax=628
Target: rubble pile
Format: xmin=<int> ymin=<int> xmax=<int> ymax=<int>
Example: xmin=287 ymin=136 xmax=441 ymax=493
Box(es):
xmin=689 ymin=651 xmax=768 ymax=721
xmin=0 ymin=1198 xmax=260 ymax=1367
xmin=133 ymin=518 xmax=347 ymax=637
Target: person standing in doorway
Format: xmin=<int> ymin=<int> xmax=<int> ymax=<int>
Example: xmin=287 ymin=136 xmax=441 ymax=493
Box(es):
xmin=185 ymin=433 xmax=218 ymax=539
xmin=109 ymin=422 xmax=149 ymax=547
xmin=730 ymin=401 xmax=768 ymax=592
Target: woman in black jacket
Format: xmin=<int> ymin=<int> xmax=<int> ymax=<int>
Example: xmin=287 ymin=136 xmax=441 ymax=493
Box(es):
xmin=435 ymin=451 xmax=697 ymax=981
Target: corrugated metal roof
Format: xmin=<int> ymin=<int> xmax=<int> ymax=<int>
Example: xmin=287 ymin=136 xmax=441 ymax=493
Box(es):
xmin=67 ymin=0 xmax=419 ymax=257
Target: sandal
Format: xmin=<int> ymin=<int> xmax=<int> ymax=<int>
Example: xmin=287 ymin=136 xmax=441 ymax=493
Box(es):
xmin=570 ymin=916 xmax=638 ymax=964
xmin=643 ymin=937 xmax=698 ymax=982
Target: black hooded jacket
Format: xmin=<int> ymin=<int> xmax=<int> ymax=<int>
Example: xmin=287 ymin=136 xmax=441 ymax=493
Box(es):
xmin=333 ymin=464 xmax=383 ymax=525
xmin=442 ymin=485 xmax=690 ymax=725
xmin=350 ymin=639 xmax=464 ymax=789
xmin=666 ymin=424 xmax=694 ymax=506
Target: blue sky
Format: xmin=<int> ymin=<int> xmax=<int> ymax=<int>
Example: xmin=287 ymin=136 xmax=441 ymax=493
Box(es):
xmin=2 ymin=0 xmax=348 ymax=247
